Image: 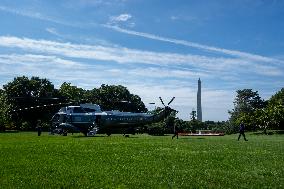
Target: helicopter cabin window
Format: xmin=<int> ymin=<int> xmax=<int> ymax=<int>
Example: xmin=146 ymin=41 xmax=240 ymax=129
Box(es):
xmin=67 ymin=107 xmax=72 ymax=113
xmin=73 ymin=116 xmax=82 ymax=122
xmin=83 ymin=108 xmax=96 ymax=112
xmin=73 ymin=107 xmax=85 ymax=113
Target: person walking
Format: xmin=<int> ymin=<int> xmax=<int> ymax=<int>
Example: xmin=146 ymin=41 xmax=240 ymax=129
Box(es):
xmin=238 ymin=122 xmax=248 ymax=141
xmin=172 ymin=125 xmax=179 ymax=139
xmin=36 ymin=120 xmax=42 ymax=136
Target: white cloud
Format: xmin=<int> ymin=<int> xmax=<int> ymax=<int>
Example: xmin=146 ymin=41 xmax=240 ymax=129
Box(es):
xmin=170 ymin=16 xmax=178 ymax=20
xmin=127 ymin=84 xmax=233 ymax=121
xmin=127 ymin=67 xmax=209 ymax=79
xmin=108 ymin=13 xmax=134 ymax=27
xmin=252 ymin=64 xmax=283 ymax=76
xmin=0 ymin=36 xmax=222 ymax=66
xmin=0 ymin=36 xmax=281 ymax=78
xmin=0 ymin=53 xmax=199 ymax=86
xmin=103 ymin=25 xmax=283 ymax=64
xmin=46 ymin=28 xmax=60 ymax=36
xmin=170 ymin=15 xmax=198 ymax=22
xmin=0 ymin=53 xmax=233 ymax=120
xmin=0 ymin=35 xmax=283 ymax=121
xmin=1 ymin=4 xmax=281 ymax=67
xmin=2 ymin=3 xmax=281 ymax=67
xmin=111 ymin=14 xmax=132 ymax=22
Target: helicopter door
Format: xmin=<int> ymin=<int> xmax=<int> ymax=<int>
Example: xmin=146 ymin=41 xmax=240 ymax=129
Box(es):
xmin=59 ymin=114 xmax=67 ymax=123
xmin=95 ymin=115 xmax=101 ymax=127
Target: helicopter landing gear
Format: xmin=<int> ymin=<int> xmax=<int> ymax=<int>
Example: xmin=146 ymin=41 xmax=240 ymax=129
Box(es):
xmin=62 ymin=130 xmax=67 ymax=136
xmin=106 ymin=131 xmax=111 ymax=136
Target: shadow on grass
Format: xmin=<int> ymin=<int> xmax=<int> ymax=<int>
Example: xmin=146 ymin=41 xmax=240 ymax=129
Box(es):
xmin=252 ymin=130 xmax=284 ymax=135
xmin=0 ymin=130 xmax=19 ymax=133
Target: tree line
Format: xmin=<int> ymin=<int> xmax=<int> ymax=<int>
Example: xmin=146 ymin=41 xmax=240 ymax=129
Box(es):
xmin=148 ymin=88 xmax=284 ymax=135
xmin=228 ymin=89 xmax=284 ymax=133
xmin=0 ymin=76 xmax=147 ymax=131
xmin=0 ymin=76 xmax=283 ymax=134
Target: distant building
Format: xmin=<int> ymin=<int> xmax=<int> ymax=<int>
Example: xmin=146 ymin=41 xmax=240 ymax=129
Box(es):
xmin=197 ymin=78 xmax=202 ymax=122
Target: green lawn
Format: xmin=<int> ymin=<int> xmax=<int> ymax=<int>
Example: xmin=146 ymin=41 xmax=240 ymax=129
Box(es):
xmin=0 ymin=132 xmax=283 ymax=189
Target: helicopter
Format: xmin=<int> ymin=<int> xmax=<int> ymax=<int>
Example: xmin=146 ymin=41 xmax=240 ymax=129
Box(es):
xmin=50 ymin=97 xmax=176 ymax=136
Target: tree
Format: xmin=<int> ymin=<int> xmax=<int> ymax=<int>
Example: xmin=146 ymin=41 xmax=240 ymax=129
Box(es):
xmin=269 ymin=88 xmax=284 ymax=106
xmin=4 ymin=76 xmax=54 ymax=99
xmin=58 ymin=82 xmax=86 ymax=103
xmin=3 ymin=76 xmax=56 ymax=129
xmin=187 ymin=110 xmax=205 ymax=132
xmin=190 ymin=110 xmax=197 ymax=121
xmin=229 ymin=89 xmax=266 ymax=131
xmin=87 ymin=84 xmax=147 ymax=113
xmin=257 ymin=88 xmax=284 ymax=132
xmin=0 ymin=90 xmax=12 ymax=131
xmin=1 ymin=76 xmax=148 ymax=130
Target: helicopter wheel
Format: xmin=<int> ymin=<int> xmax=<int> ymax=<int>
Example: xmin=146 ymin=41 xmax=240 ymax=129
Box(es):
xmin=62 ymin=130 xmax=67 ymax=136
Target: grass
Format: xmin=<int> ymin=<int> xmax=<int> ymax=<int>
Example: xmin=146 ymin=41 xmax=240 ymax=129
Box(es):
xmin=0 ymin=132 xmax=283 ymax=188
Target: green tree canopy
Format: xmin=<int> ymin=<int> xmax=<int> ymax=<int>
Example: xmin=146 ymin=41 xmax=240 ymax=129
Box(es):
xmin=229 ymin=89 xmax=266 ymax=131
xmin=1 ymin=76 xmax=149 ymax=130
xmin=258 ymin=88 xmax=284 ymax=132
xmin=4 ymin=76 xmax=54 ymax=99
xmin=58 ymin=82 xmax=86 ymax=103
xmin=269 ymin=88 xmax=284 ymax=106
xmin=86 ymin=84 xmax=147 ymax=113
xmin=3 ymin=76 xmax=57 ymax=129
xmin=0 ymin=89 xmax=12 ymax=131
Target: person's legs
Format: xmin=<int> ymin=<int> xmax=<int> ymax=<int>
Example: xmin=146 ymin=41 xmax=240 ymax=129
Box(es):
xmin=242 ymin=133 xmax=248 ymax=141
xmin=172 ymin=133 xmax=178 ymax=139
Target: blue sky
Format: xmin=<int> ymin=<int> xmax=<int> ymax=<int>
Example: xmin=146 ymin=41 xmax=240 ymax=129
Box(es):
xmin=0 ymin=0 xmax=283 ymax=121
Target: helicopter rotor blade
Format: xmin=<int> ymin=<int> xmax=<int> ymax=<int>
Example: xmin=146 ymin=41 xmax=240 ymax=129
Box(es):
xmin=168 ymin=97 xmax=175 ymax=105
xmin=159 ymin=97 xmax=165 ymax=106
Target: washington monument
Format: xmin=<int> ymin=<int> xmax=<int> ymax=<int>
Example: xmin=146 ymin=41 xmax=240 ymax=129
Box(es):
xmin=197 ymin=78 xmax=202 ymax=122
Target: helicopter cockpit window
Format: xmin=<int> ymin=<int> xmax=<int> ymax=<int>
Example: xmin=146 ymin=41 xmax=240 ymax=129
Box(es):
xmin=59 ymin=107 xmax=66 ymax=113
xmin=73 ymin=107 xmax=86 ymax=113
xmin=51 ymin=114 xmax=60 ymax=122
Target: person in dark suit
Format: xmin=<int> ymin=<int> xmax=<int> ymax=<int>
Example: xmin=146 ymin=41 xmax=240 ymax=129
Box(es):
xmin=36 ymin=120 xmax=42 ymax=136
xmin=238 ymin=122 xmax=248 ymax=141
xmin=172 ymin=125 xmax=179 ymax=139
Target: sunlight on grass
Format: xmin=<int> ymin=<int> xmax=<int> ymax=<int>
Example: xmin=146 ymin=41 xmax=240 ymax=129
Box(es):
xmin=0 ymin=132 xmax=283 ymax=188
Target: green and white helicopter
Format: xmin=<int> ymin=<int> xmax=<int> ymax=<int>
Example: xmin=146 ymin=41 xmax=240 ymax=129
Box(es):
xmin=50 ymin=97 xmax=176 ymax=136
